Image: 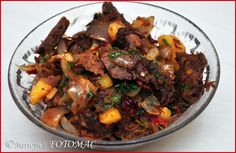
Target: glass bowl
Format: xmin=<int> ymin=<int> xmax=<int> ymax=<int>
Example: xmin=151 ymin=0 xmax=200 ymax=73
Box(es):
xmin=8 ymin=2 xmax=220 ymax=150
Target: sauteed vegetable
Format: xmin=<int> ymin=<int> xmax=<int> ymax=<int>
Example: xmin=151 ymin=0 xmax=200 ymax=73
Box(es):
xmin=19 ymin=2 xmax=213 ymax=140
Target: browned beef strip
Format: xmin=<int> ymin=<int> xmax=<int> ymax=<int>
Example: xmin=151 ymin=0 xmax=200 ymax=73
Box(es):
xmin=110 ymin=51 xmax=140 ymax=69
xmin=77 ymin=109 xmax=114 ymax=137
xmin=78 ymin=50 xmax=104 ymax=75
xmin=134 ymin=59 xmax=175 ymax=104
xmin=102 ymin=2 xmax=131 ymax=27
xmin=114 ymin=28 xmax=142 ymax=49
xmin=37 ymin=60 xmax=62 ymax=77
xmin=36 ymin=17 xmax=70 ymax=55
xmin=100 ymin=50 xmax=133 ymax=80
xmin=174 ymin=52 xmax=207 ymax=112
xmin=70 ymin=32 xmax=93 ymax=52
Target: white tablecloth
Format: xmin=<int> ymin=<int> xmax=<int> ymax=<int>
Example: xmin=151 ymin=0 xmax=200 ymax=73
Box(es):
xmin=2 ymin=1 xmax=234 ymax=152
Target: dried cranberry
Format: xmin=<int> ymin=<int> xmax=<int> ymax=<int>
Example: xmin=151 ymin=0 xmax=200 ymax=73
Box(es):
xmin=120 ymin=95 xmax=138 ymax=116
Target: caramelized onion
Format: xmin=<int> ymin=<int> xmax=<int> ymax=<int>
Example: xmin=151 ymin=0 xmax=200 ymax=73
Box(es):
xmin=41 ymin=107 xmax=69 ymax=127
xmin=140 ymin=95 xmax=160 ymax=115
xmin=60 ymin=117 xmax=77 ymax=134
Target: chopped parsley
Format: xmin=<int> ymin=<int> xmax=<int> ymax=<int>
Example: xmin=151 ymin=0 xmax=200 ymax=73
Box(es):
xmin=162 ymin=38 xmax=170 ymax=46
xmin=67 ymin=62 xmax=74 ymax=69
xmin=108 ymin=49 xmax=144 ymax=59
xmin=88 ymin=90 xmax=94 ymax=98
xmin=115 ymin=82 xmax=139 ymax=94
xmin=104 ymin=94 xmax=121 ymax=109
xmin=136 ymin=109 xmax=146 ymax=116
xmin=40 ymin=54 xmax=49 ymax=63
xmin=59 ymin=76 xmax=69 ymax=88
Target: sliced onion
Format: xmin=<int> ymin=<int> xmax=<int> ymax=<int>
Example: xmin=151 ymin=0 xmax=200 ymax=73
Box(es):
xmin=61 ymin=58 xmax=76 ymax=79
xmin=41 ymin=107 xmax=69 ymax=127
xmin=60 ymin=117 xmax=77 ymax=134
xmin=17 ymin=64 xmax=39 ymax=74
xmin=67 ymin=80 xmax=89 ymax=114
xmin=140 ymin=95 xmax=160 ymax=115
xmin=161 ymin=63 xmax=175 ymax=80
xmin=159 ymin=46 xmax=172 ymax=60
xmin=132 ymin=16 xmax=154 ymax=36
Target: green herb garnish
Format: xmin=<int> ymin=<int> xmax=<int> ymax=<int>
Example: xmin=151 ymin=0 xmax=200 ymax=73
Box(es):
xmin=115 ymin=82 xmax=139 ymax=94
xmin=108 ymin=51 xmax=130 ymax=59
xmin=136 ymin=109 xmax=145 ymax=116
xmin=104 ymin=94 xmax=121 ymax=109
xmin=67 ymin=62 xmax=74 ymax=69
xmin=139 ymin=119 xmax=148 ymax=128
xmin=162 ymin=38 xmax=170 ymax=46
xmin=149 ymin=64 xmax=165 ymax=82
xmin=182 ymin=84 xmax=193 ymax=91
xmin=59 ymin=76 xmax=69 ymax=88
xmin=88 ymin=90 xmax=94 ymax=98
xmin=108 ymin=49 xmax=144 ymax=59
xmin=40 ymin=54 xmax=49 ymax=63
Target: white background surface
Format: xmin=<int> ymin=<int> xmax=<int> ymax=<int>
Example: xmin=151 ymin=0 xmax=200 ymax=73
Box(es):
xmin=1 ymin=1 xmax=235 ymax=152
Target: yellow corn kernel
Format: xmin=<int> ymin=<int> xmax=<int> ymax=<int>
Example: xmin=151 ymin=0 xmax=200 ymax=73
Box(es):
xmin=160 ymin=107 xmax=171 ymax=120
xmin=29 ymin=80 xmax=53 ymax=105
xmin=97 ymin=74 xmax=113 ymax=89
xmin=46 ymin=87 xmax=58 ymax=101
xmin=108 ymin=20 xmax=125 ymax=41
xmin=99 ymin=108 xmax=122 ymax=125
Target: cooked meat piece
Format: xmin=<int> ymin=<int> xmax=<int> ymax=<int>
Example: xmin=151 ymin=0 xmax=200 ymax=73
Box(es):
xmin=102 ymin=2 xmax=131 ymax=27
xmin=37 ymin=60 xmax=62 ymax=77
xmin=71 ymin=32 xmax=93 ymax=52
xmin=174 ymin=52 xmax=207 ymax=112
xmin=133 ymin=59 xmax=175 ymax=104
xmin=77 ymin=109 xmax=114 ymax=137
xmin=57 ymin=38 xmax=68 ymax=53
xmin=36 ymin=17 xmax=70 ymax=55
xmin=78 ymin=50 xmax=104 ymax=75
xmin=114 ymin=28 xmax=142 ymax=49
xmin=85 ymin=2 xmax=132 ymax=42
xmin=110 ymin=51 xmax=140 ymax=69
xmin=86 ymin=19 xmax=111 ymax=42
xmin=40 ymin=75 xmax=61 ymax=86
xmin=100 ymin=50 xmax=133 ymax=80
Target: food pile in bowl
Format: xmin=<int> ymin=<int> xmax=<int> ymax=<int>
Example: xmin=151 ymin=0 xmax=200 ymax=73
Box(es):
xmin=18 ymin=2 xmax=214 ymax=140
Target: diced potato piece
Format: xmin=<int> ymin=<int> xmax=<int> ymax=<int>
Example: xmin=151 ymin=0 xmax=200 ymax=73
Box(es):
xmin=158 ymin=35 xmax=186 ymax=71
xmin=108 ymin=20 xmax=125 ymax=41
xmin=132 ymin=16 xmax=154 ymax=36
xmin=97 ymin=74 xmax=113 ymax=89
xmin=46 ymin=87 xmax=58 ymax=101
xmin=158 ymin=35 xmax=174 ymax=47
xmin=158 ymin=35 xmax=185 ymax=53
xmin=144 ymin=47 xmax=160 ymax=61
xmin=160 ymin=107 xmax=171 ymax=120
xmin=30 ymin=80 xmax=53 ymax=105
xmin=99 ymin=108 xmax=122 ymax=125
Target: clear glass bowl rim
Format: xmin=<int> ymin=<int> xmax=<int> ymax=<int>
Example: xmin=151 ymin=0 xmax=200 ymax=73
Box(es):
xmin=8 ymin=2 xmax=220 ymax=147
